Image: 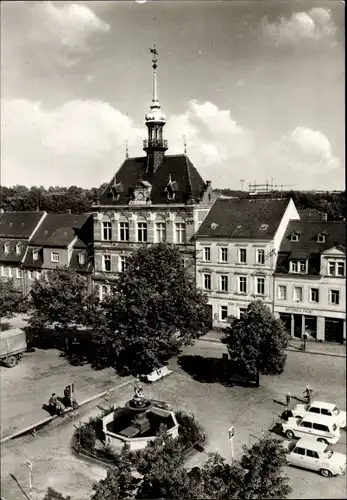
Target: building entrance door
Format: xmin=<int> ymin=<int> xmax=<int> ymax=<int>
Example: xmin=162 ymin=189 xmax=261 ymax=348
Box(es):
xmin=279 ymin=313 xmax=291 ymax=335
xmin=206 ymin=304 xmax=213 ymax=330
xmin=305 ymin=316 xmax=317 ymax=340
xmin=324 ymin=318 xmax=344 ymax=344
xmin=293 ymin=314 xmax=302 ymax=338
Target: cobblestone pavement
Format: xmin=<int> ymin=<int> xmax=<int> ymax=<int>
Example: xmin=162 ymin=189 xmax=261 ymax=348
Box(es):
xmin=1 ymin=341 xmax=345 ymax=500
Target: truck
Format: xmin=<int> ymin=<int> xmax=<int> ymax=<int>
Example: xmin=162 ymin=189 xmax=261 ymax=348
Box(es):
xmin=0 ymin=328 xmax=27 ymax=367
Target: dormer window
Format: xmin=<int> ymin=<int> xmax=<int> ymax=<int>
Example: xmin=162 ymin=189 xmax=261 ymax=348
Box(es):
xmin=290 ymin=260 xmax=307 ymax=274
xmin=4 ymin=242 xmax=10 ymax=254
xmin=32 ymin=250 xmax=38 ymax=261
xmin=16 ymin=243 xmax=21 ymax=255
xmin=260 ymin=224 xmax=268 ymax=231
xmin=290 ymin=233 xmax=299 ymax=242
xmin=78 ymin=253 xmax=85 ymax=265
xmin=317 ymin=233 xmax=326 ymax=243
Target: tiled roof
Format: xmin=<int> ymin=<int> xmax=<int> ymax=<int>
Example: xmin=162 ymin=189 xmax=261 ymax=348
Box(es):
xmin=99 ymin=154 xmax=207 ymax=205
xmin=196 ymin=198 xmax=291 ymax=239
xmin=278 ymin=221 xmax=346 ymax=254
xmin=30 ymin=214 xmax=93 ymax=247
xmin=276 ymin=220 xmax=346 ymax=274
xmin=69 ymin=250 xmax=93 ymax=273
xmin=0 ymin=212 xmax=46 ymax=238
xmin=298 ymin=208 xmax=327 ymax=221
xmin=0 ymin=239 xmax=27 ymax=263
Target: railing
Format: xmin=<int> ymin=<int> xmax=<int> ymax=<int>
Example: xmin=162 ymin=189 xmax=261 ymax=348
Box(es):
xmin=143 ymin=139 xmax=168 ymax=150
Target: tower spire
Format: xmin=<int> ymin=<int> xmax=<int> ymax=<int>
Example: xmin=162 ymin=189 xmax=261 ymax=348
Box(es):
xmin=144 ymin=45 xmax=168 ymax=174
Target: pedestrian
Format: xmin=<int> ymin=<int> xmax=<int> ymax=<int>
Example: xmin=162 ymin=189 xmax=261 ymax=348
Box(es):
xmin=285 ymin=392 xmax=291 ymax=408
xmin=303 ymin=385 xmax=312 ymax=404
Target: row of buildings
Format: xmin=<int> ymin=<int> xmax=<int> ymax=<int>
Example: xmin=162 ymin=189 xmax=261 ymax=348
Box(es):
xmin=1 ymin=48 xmax=345 ymax=344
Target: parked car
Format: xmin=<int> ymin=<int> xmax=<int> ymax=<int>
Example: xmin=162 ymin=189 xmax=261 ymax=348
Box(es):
xmin=283 ymin=438 xmax=346 ymax=477
xmin=282 ymin=414 xmax=341 ymax=444
xmin=291 ymin=401 xmax=346 ymax=428
xmin=0 ymin=328 xmax=27 ymax=367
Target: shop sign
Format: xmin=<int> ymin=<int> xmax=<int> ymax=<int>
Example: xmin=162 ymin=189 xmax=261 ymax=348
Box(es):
xmin=285 ymin=307 xmax=313 ymax=314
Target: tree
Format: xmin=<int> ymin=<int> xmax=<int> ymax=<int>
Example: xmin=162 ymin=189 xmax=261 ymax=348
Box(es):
xmin=28 ymin=267 xmax=101 ymax=351
xmin=223 ymin=301 xmax=288 ymax=386
xmin=239 ymin=436 xmax=291 ymax=499
xmin=0 ymin=279 xmax=25 ymax=326
xmin=91 ymin=456 xmax=138 ymax=500
xmin=98 ymin=243 xmax=210 ymax=374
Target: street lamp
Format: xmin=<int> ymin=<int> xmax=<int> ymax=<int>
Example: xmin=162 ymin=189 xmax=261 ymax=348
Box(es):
xmin=303 ymin=333 xmax=307 ymax=351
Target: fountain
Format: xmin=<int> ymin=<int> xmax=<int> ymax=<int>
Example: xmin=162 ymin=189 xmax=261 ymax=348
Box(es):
xmin=125 ymin=376 xmax=153 ymax=412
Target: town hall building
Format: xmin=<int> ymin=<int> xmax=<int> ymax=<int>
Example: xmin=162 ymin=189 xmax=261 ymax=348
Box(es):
xmin=92 ymin=47 xmax=215 ymax=299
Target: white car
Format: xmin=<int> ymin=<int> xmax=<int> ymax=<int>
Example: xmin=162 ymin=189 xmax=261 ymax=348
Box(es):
xmin=283 ymin=438 xmax=346 ymax=477
xmin=291 ymin=401 xmax=346 ymax=428
xmin=282 ymin=414 xmax=341 ymax=444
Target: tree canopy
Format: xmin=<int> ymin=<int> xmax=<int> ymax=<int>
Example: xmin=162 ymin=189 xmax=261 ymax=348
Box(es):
xmin=223 ymin=301 xmax=288 ymax=386
xmin=28 ymin=266 xmax=100 ymax=331
xmin=95 ymin=243 xmax=210 ymax=374
xmin=0 ymin=279 xmax=26 ymax=325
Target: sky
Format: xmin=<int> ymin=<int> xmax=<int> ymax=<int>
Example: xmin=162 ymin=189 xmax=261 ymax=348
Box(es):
xmin=1 ymin=0 xmax=345 ymax=190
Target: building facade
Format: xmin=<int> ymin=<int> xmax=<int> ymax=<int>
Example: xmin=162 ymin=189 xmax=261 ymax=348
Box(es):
xmin=195 ymin=198 xmax=300 ymax=329
xmin=0 ymin=211 xmax=94 ymax=294
xmin=92 ymin=48 xmax=215 ymax=300
xmin=274 ymin=221 xmax=346 ymax=344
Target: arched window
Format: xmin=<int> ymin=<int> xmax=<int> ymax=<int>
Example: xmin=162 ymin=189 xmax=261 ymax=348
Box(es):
xmin=99 ymin=284 xmax=110 ymax=301
xmin=16 ymin=243 xmax=21 ymax=255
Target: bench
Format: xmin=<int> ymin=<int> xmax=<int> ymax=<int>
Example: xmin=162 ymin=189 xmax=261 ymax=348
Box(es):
xmin=144 ymin=366 xmax=173 ymax=383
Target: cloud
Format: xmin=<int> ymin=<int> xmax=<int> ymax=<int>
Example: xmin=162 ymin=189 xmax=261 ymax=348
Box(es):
xmin=261 ymin=7 xmax=337 ymax=46
xmin=275 ymin=126 xmax=341 ymax=173
xmin=1 ymin=99 xmax=342 ymax=190
xmin=1 ymin=1 xmax=110 ymax=70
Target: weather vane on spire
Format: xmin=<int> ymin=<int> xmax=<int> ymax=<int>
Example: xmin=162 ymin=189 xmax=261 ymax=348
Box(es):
xmin=149 ymin=45 xmax=158 ymax=68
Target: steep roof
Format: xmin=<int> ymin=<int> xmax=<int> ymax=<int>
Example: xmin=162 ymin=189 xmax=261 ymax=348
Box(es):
xmin=278 ymin=221 xmax=346 ymax=255
xmin=196 ymin=198 xmax=291 ymax=239
xmin=30 ymin=213 xmax=93 ymax=247
xmin=99 ymin=154 xmax=207 ymax=205
xmin=0 ymin=212 xmax=45 ymax=239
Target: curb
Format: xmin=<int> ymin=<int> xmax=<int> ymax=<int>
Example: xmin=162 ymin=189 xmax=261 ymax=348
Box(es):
xmin=0 ymin=378 xmax=134 ymax=445
xmin=200 ymin=337 xmax=346 ymax=358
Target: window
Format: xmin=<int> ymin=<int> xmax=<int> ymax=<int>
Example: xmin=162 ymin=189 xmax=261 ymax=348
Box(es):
xmin=337 ymin=262 xmax=345 ymax=276
xmin=290 ymin=233 xmax=299 ymax=242
xmin=260 ymin=224 xmax=268 ymax=231
xmin=310 ymin=288 xmax=319 ymax=303
xmin=294 ymin=447 xmax=306 ymax=455
xmin=203 ymin=247 xmax=211 ymax=262
xmin=321 ymin=409 xmax=332 ymax=417
xmin=220 ymin=275 xmax=229 ymax=292
xmin=290 ymin=260 xmax=307 ymax=273
xmin=293 ymin=286 xmax=303 ymax=302
xmin=51 ymin=252 xmax=59 ymax=263
xmin=317 ymin=234 xmax=325 ymax=243
xmin=313 ymin=423 xmax=329 ymax=432
xmin=78 ymin=253 xmax=85 ymax=265
xmin=103 ymin=254 xmax=111 ymax=272
xmin=119 ymin=222 xmax=129 ymax=242
xmin=278 ymin=285 xmax=287 ymax=300
xmin=238 ymin=276 xmax=247 ymax=294
xmin=119 ymin=255 xmax=127 ymax=272
xmin=8 ymin=267 xmax=13 ymax=278
xmin=35 ymin=271 xmax=41 ymax=280
xmin=220 ymin=306 xmax=228 ymax=321
xmin=256 ymin=249 xmax=265 ymax=265
xmin=175 ymin=223 xmax=186 ymax=243
xmin=28 ymin=270 xmax=32 ymax=280
xmin=308 ymin=406 xmax=320 ymax=414
xmin=256 ymin=277 xmax=265 ymax=295
xmin=137 ymin=222 xmax=147 ymax=242
xmin=102 ymin=221 xmax=112 ymax=241
xmin=220 ymin=247 xmax=228 ymax=263
xmin=328 ymin=261 xmax=345 ymax=277
xmin=100 ymin=284 xmax=110 ymax=301
xmin=203 ymin=273 xmax=211 ymax=290
xmin=32 ymin=250 xmax=38 ymax=261
xmin=300 ymin=421 xmax=312 ymax=428
xmin=0 ymin=266 xmax=4 ymax=277
xmin=330 ymin=290 xmax=340 ymax=305
xmin=4 ymin=242 xmax=10 ymax=254
xmin=155 ymin=222 xmax=166 ymax=242
xmin=16 ymin=268 xmax=21 ymax=279
xmin=16 ymin=243 xmax=21 ymax=255
xmin=239 ymin=308 xmax=247 ymax=319
xmin=306 ymin=450 xmax=319 ymax=459
xmin=238 ymin=248 xmax=247 ymax=264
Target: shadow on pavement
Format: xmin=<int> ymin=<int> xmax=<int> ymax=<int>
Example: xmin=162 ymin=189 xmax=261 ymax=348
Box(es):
xmin=177 ymin=355 xmax=257 ymax=387
xmin=268 ymin=421 xmax=284 ymax=438
xmin=43 ymin=487 xmax=72 ymax=500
